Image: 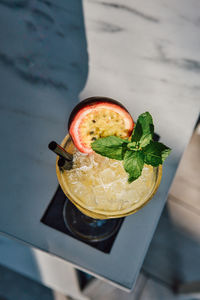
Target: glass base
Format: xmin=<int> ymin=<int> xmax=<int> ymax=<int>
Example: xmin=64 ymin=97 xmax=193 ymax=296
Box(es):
xmin=63 ymin=200 xmax=122 ymax=242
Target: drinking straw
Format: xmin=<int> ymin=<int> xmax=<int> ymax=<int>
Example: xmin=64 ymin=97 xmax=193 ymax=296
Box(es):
xmin=58 ymin=157 xmax=73 ymax=170
xmin=48 ymin=141 xmax=73 ymax=161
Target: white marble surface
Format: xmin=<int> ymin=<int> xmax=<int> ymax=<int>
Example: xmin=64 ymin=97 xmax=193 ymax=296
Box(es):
xmin=0 ymin=0 xmax=199 ymax=291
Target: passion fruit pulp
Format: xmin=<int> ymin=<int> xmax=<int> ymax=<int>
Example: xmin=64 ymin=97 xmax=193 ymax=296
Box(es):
xmin=68 ymin=97 xmax=134 ymax=154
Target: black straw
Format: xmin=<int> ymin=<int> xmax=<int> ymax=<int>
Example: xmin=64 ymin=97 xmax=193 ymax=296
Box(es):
xmin=58 ymin=157 xmax=73 ymax=170
xmin=48 ymin=141 xmax=73 ymax=161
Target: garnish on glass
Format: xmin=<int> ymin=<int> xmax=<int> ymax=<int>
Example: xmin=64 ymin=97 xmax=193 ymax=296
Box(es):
xmin=91 ymin=112 xmax=171 ymax=183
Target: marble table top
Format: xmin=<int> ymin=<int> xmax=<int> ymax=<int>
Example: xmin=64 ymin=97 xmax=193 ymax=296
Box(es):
xmin=0 ymin=0 xmax=199 ymax=290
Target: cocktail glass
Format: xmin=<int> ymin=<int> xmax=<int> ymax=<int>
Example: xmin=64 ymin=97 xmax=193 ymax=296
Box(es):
xmin=56 ymin=134 xmax=162 ymax=242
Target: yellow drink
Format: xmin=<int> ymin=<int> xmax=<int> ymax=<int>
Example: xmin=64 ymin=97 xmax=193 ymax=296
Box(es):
xmin=56 ymin=135 xmax=162 ymax=219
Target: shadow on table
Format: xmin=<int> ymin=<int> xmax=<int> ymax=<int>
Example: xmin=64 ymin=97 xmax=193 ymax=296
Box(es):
xmin=0 ymin=0 xmax=88 ymax=297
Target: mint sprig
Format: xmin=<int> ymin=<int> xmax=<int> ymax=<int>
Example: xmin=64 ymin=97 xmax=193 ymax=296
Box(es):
xmin=91 ymin=112 xmax=171 ymax=183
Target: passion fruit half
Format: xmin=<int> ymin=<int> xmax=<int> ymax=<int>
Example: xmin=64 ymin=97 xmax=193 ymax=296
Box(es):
xmin=68 ymin=97 xmax=134 ymax=154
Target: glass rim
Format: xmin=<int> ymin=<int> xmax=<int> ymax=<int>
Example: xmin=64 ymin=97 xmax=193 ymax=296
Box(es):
xmin=56 ymin=134 xmax=162 ymax=219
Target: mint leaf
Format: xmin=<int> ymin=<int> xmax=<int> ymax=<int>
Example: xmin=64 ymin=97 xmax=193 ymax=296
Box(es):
xmin=143 ymin=141 xmax=171 ymax=167
xmin=123 ymin=151 xmax=144 ymax=183
xmin=131 ymin=122 xmax=143 ymax=142
xmin=131 ymin=112 xmax=154 ymax=147
xmin=91 ymin=136 xmax=128 ymax=160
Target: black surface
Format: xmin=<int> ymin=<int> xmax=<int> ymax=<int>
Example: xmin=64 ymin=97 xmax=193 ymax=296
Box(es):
xmin=76 ymin=269 xmax=95 ymax=290
xmin=41 ymin=186 xmax=124 ymax=254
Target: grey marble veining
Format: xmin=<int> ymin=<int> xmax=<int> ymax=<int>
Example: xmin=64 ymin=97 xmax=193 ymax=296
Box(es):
xmin=0 ymin=0 xmax=88 ymax=92
xmin=0 ymin=0 xmax=199 ymax=292
xmin=92 ymin=1 xmax=160 ymax=23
